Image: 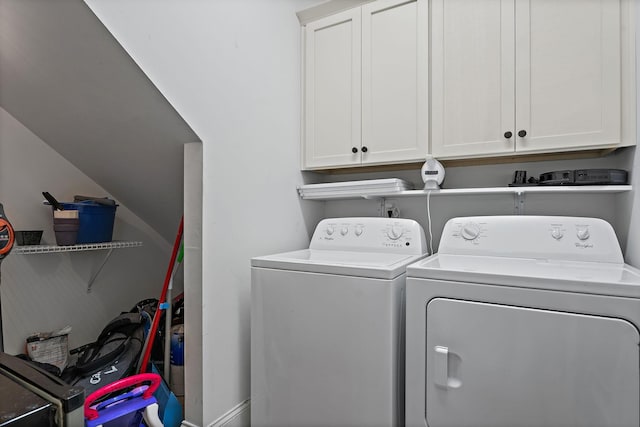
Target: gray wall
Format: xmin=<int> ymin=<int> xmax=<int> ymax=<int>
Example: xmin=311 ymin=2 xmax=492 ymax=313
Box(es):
xmin=620 ymin=147 xmax=640 ymax=266
xmin=617 ymin=0 xmax=640 ymax=267
xmin=0 ymin=0 xmax=199 ymax=242
xmin=0 ymin=106 xmax=172 ymax=354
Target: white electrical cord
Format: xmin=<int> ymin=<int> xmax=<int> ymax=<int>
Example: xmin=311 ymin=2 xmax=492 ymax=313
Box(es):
xmin=426 ymin=190 xmax=433 ymax=255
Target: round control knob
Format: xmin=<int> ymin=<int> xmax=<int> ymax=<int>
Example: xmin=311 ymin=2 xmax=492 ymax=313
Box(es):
xmin=387 ymin=225 xmax=404 ymax=240
xmin=551 ymin=227 xmax=564 ymax=240
xmin=325 ymin=226 xmax=335 ymax=236
xmin=461 ymin=222 xmax=481 ymax=241
xmin=340 ymin=227 xmax=349 ymax=236
xmin=355 ymin=225 xmax=364 ymax=236
xmin=576 ymin=227 xmax=590 ymax=241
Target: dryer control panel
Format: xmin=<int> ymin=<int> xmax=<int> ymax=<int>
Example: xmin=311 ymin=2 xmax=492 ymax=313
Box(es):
xmin=438 ymin=216 xmax=623 ymax=263
xmin=311 ymin=217 xmax=427 ymax=255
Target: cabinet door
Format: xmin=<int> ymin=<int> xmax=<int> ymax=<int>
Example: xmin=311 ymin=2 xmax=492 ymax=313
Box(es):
xmin=515 ymin=0 xmax=621 ymax=153
xmin=304 ymin=9 xmax=362 ymax=169
xmin=431 ymin=0 xmax=515 ymax=158
xmin=426 ymin=298 xmax=640 ymax=427
xmin=361 ymin=0 xmax=428 ymax=165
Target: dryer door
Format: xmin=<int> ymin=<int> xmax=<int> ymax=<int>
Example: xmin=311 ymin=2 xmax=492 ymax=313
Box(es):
xmin=426 ymin=298 xmax=640 ymax=427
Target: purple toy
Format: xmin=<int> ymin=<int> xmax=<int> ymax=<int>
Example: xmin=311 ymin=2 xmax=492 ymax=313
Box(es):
xmin=85 ymin=373 xmax=163 ymax=427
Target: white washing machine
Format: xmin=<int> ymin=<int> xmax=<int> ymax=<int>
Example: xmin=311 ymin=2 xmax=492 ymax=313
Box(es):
xmin=405 ymin=216 xmax=640 ymax=427
xmin=251 ymin=217 xmax=427 ymax=427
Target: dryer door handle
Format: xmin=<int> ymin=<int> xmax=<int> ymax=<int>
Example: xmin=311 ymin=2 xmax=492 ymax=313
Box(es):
xmin=434 ymin=346 xmax=449 ymax=388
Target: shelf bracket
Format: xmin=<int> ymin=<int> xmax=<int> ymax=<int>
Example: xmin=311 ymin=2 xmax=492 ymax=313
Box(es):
xmin=514 ymin=191 xmax=526 ymax=215
xmin=87 ymin=248 xmax=114 ymax=293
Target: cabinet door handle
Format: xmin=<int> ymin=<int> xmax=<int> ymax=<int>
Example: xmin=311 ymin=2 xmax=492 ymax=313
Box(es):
xmin=352 ymin=147 xmax=358 ymax=154
xmin=361 ymin=146 xmax=368 ymax=153
xmin=504 ymin=131 xmax=513 ymax=139
xmin=518 ymin=130 xmax=527 ymax=138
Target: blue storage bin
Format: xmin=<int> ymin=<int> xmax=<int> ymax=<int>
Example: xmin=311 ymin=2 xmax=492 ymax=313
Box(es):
xmin=58 ymin=201 xmax=117 ymax=243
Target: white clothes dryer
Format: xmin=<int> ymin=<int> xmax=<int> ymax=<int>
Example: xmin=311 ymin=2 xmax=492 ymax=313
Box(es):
xmin=251 ymin=217 xmax=427 ymax=427
xmin=405 ymin=216 xmax=640 ymax=427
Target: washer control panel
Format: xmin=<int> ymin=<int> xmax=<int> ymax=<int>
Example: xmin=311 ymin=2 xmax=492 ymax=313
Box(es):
xmin=311 ymin=217 xmax=427 ymax=255
xmin=439 ymin=216 xmax=622 ymax=263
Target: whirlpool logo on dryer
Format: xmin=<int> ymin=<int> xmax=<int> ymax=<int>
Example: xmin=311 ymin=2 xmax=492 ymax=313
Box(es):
xmin=575 ymin=242 xmax=594 ymax=249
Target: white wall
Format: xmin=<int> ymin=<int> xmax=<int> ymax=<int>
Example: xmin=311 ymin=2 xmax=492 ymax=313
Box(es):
xmin=183 ymin=142 xmax=203 ymax=421
xmin=619 ymin=0 xmax=640 ymax=267
xmin=0 ymin=106 xmax=172 ymax=353
xmin=83 ymin=1 xmax=324 ymax=425
xmin=623 ymin=147 xmax=640 ymax=266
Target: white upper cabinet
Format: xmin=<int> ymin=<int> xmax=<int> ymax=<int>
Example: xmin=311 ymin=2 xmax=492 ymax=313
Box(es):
xmin=303 ymin=0 xmax=428 ymax=170
xmin=304 ymin=9 xmax=362 ymax=169
xmin=432 ymin=0 xmax=628 ymax=159
xmin=361 ymin=0 xmax=428 ymax=165
xmin=301 ymin=0 xmax=634 ymax=168
xmin=431 ymin=0 xmax=515 ymax=158
xmin=515 ymin=0 xmax=620 ymax=153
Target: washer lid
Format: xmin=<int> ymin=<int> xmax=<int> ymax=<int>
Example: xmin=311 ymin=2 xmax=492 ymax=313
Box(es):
xmin=407 ymin=254 xmax=640 ymax=298
xmin=252 ymin=249 xmax=425 ymax=280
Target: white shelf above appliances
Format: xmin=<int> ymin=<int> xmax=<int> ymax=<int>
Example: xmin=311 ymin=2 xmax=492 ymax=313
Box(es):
xmin=297 ymin=181 xmax=632 ymax=201
xmin=297 ymin=178 xmax=414 ymax=200
xmin=297 ymin=178 xmax=632 ymax=216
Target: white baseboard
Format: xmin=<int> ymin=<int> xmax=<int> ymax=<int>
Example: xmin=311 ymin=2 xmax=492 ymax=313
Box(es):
xmin=207 ymin=399 xmax=251 ymax=427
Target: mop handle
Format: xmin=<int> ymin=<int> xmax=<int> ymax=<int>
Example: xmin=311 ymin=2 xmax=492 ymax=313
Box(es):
xmin=138 ymin=217 xmax=184 ymax=374
xmin=164 ymin=243 xmax=184 ymax=381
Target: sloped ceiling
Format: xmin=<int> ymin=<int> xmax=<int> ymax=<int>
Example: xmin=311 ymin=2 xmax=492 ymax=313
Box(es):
xmin=0 ymin=0 xmax=200 ymax=240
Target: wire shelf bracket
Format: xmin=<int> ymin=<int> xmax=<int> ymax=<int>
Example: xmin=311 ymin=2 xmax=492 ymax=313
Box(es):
xmin=14 ymin=241 xmax=143 ymax=292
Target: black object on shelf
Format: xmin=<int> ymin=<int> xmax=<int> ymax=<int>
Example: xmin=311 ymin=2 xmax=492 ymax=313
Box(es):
xmin=42 ymin=192 xmax=64 ymax=211
xmin=539 ymin=170 xmax=574 ymax=185
xmin=513 ymin=170 xmax=527 ymax=185
xmin=573 ymin=169 xmax=628 ymax=185
xmin=15 ymin=230 xmax=43 ymax=246
xmin=539 ymin=169 xmax=628 ymax=186
xmin=509 ymin=171 xmax=540 ymax=187
xmin=510 ymin=169 xmax=628 ymax=187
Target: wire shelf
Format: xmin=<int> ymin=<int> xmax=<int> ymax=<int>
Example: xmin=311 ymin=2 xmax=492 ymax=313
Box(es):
xmin=14 ymin=240 xmax=143 ymax=255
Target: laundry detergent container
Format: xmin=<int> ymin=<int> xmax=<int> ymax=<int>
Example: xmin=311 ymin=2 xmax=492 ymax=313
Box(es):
xmin=58 ymin=201 xmax=117 ymax=243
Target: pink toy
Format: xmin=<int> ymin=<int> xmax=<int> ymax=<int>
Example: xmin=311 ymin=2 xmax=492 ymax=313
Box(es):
xmin=84 ymin=373 xmax=163 ymax=427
